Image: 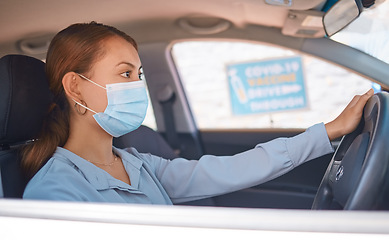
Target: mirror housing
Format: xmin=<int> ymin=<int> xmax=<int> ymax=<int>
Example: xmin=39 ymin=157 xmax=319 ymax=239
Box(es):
xmin=322 ymin=0 xmax=363 ymax=37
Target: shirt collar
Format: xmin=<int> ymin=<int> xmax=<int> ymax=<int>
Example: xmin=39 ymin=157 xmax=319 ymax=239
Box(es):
xmin=53 ymin=147 xmax=143 ymax=191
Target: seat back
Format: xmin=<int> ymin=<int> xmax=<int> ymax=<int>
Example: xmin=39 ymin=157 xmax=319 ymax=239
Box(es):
xmin=0 ymin=54 xmax=51 ymax=198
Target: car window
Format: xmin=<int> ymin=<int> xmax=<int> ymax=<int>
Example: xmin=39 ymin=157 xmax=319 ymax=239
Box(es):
xmin=171 ymin=41 xmax=376 ymax=129
xmin=143 ymin=82 xmax=157 ymax=130
xmin=330 ymin=0 xmax=389 ymax=65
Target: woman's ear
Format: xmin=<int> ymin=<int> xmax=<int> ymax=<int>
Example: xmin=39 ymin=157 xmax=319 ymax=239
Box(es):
xmin=62 ymin=72 xmax=82 ymax=101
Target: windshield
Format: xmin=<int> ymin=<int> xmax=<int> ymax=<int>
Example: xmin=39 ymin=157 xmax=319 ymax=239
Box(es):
xmin=330 ymin=0 xmax=389 ymax=64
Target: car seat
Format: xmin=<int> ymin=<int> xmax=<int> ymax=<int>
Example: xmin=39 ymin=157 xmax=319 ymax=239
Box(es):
xmin=0 ymin=54 xmax=178 ymax=198
xmin=0 ymin=54 xmax=52 ymax=198
xmin=114 ymin=126 xmax=178 ymax=159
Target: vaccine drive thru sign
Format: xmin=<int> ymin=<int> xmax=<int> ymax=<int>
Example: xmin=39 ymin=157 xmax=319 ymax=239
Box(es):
xmin=227 ymin=56 xmax=308 ymax=115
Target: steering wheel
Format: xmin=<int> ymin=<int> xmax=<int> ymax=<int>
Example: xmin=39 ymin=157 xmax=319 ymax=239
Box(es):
xmin=312 ymin=92 xmax=389 ymax=210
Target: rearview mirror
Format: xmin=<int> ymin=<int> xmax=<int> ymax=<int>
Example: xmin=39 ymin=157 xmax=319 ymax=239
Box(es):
xmin=323 ymin=0 xmax=363 ymax=37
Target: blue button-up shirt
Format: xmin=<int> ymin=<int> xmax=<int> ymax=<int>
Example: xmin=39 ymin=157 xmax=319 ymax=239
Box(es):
xmin=23 ymin=123 xmax=333 ymax=204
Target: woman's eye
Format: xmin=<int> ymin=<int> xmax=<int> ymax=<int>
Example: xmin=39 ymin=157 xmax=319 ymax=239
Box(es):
xmin=138 ymin=72 xmax=144 ymax=80
xmin=121 ymin=71 xmax=131 ymax=78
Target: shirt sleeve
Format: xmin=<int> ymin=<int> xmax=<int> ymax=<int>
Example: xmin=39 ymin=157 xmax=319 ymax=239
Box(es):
xmin=140 ymin=123 xmax=334 ymax=204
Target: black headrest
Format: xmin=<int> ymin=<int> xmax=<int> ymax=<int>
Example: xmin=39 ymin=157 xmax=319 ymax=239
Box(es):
xmin=0 ymin=55 xmax=51 ymax=146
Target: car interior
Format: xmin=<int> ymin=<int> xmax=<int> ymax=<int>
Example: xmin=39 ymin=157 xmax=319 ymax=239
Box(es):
xmin=1 ymin=0 xmax=389 ymax=211
xmin=0 ymin=53 xmax=330 ymax=207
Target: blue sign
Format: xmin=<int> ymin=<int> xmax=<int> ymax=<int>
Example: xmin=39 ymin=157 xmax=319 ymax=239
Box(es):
xmin=227 ymin=56 xmax=308 ymax=115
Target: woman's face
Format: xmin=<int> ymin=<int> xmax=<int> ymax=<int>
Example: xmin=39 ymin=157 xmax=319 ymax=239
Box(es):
xmin=78 ymin=36 xmax=142 ymax=115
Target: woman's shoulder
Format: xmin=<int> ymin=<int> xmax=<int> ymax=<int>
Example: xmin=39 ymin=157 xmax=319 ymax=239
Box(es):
xmin=25 ymin=154 xmax=80 ymax=190
xmin=23 ymin=150 xmax=88 ymax=199
xmin=36 ymin=155 xmax=79 ymax=178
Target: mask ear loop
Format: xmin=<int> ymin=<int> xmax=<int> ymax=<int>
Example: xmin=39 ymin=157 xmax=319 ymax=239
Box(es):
xmin=72 ymin=99 xmax=98 ymax=115
xmin=73 ymin=73 xmax=106 ymax=115
xmin=78 ymin=74 xmax=107 ymax=90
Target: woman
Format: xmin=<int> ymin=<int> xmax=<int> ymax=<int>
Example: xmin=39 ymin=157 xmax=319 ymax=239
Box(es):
xmin=23 ymin=22 xmax=374 ymax=204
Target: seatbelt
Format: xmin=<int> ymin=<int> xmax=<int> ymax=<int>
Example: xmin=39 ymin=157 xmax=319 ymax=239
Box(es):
xmin=157 ymin=85 xmax=181 ymax=155
xmin=0 ymin=167 xmax=4 ymax=198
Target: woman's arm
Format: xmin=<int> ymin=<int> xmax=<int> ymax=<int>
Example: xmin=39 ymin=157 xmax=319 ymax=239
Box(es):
xmin=148 ymin=124 xmax=332 ymax=203
xmin=143 ymin=89 xmax=374 ymax=203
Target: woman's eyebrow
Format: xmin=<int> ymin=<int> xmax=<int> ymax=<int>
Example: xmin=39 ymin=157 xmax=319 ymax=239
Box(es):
xmin=116 ymin=62 xmax=142 ymax=70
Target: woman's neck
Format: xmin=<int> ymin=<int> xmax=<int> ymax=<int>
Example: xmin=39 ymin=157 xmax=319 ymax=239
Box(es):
xmin=64 ymin=115 xmax=114 ymax=165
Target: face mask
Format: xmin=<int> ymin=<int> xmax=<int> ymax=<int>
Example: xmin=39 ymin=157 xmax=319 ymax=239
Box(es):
xmin=73 ymin=74 xmax=149 ymax=137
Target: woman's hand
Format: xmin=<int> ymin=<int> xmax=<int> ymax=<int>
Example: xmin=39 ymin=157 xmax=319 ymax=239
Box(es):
xmin=325 ymin=89 xmax=374 ymax=141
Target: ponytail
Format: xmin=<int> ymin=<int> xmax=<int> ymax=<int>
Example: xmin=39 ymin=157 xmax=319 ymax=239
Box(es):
xmin=22 ymin=93 xmax=70 ymax=177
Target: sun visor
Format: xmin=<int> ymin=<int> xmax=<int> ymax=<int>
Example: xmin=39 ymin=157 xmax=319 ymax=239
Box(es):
xmin=282 ymin=10 xmax=325 ymax=38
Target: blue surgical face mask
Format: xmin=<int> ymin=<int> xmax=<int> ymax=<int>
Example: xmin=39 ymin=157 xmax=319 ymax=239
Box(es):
xmin=72 ymin=74 xmax=149 ymax=137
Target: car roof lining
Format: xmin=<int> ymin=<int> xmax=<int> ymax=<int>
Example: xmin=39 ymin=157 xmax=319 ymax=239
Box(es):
xmin=0 ymin=0 xmax=326 ymax=44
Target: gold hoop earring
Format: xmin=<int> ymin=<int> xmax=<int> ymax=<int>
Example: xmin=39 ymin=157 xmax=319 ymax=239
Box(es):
xmin=74 ymin=100 xmax=87 ymax=115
